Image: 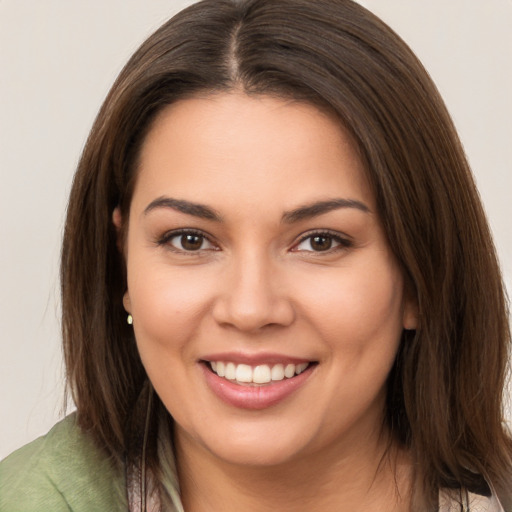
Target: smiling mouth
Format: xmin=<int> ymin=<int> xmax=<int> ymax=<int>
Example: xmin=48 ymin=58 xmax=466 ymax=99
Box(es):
xmin=204 ymin=361 xmax=317 ymax=386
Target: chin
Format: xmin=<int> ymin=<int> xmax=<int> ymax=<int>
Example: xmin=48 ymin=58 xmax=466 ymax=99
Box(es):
xmin=178 ymin=417 xmax=318 ymax=469
xmin=207 ymin=438 xmax=309 ymax=468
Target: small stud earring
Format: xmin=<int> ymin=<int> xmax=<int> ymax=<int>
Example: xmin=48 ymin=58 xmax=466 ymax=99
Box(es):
xmin=127 ymin=314 xmax=133 ymax=325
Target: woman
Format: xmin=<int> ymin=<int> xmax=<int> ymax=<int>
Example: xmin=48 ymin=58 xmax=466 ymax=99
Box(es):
xmin=1 ymin=0 xmax=510 ymax=510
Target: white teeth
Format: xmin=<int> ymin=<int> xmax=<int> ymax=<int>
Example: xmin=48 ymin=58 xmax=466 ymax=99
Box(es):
xmin=216 ymin=361 xmax=225 ymax=377
xmin=208 ymin=361 xmax=311 ymax=384
xmin=253 ymin=365 xmax=272 ymax=384
xmin=225 ymin=362 xmax=236 ymax=380
xmin=235 ymin=364 xmax=253 ymax=383
xmin=284 ymin=364 xmax=295 ymax=378
xmin=271 ymin=364 xmax=285 ymax=381
xmin=295 ymin=362 xmax=308 ymax=374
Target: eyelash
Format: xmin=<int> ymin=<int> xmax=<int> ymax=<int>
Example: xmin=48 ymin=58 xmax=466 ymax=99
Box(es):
xmin=157 ymin=229 xmax=218 ymax=253
xmin=293 ymin=230 xmax=353 ymax=254
xmin=156 ymin=229 xmax=352 ymax=254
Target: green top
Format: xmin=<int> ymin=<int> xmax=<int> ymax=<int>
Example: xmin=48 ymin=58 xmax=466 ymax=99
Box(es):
xmin=0 ymin=414 xmax=127 ymax=512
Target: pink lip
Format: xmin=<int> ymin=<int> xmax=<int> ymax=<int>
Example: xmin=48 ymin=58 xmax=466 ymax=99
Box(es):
xmin=200 ymin=351 xmax=312 ymax=366
xmin=201 ymin=362 xmax=315 ymax=410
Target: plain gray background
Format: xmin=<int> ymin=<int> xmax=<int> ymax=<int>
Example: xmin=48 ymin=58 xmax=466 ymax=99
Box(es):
xmin=1 ymin=0 xmax=511 ymax=459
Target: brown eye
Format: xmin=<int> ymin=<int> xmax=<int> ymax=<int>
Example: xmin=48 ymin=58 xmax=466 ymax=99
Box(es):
xmin=181 ymin=234 xmax=203 ymax=251
xmin=310 ymin=235 xmax=333 ymax=251
xmin=166 ymin=231 xmax=215 ymax=252
xmin=294 ymin=232 xmax=349 ymax=253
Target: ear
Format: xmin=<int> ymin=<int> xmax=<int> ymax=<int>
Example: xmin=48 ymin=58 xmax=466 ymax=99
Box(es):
xmin=113 ymin=207 xmax=122 ymax=229
xmin=123 ymin=291 xmax=132 ymax=314
xmin=112 ymin=207 xmax=124 ymax=253
xmin=114 ymin=207 xmax=131 ymax=314
xmin=402 ymin=296 xmax=418 ymax=331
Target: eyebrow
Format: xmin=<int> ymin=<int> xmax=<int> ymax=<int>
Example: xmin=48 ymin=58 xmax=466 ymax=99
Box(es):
xmin=143 ymin=196 xmax=370 ymax=223
xmin=281 ymin=198 xmax=370 ymax=223
xmin=144 ymin=197 xmax=222 ymax=221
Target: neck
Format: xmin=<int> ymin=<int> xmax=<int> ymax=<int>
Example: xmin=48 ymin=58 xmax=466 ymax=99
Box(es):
xmin=175 ymin=425 xmax=412 ymax=512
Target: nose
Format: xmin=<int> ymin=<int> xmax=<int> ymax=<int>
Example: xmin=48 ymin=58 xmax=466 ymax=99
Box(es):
xmin=211 ymin=252 xmax=295 ymax=333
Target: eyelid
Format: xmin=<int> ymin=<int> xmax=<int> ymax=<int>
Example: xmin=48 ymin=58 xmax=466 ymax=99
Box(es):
xmin=291 ymin=229 xmax=353 ymax=252
xmin=155 ymin=227 xmax=352 ymax=254
xmin=157 ymin=228 xmax=219 ymax=252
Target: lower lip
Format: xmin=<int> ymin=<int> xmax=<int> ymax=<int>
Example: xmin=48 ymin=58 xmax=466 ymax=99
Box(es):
xmin=201 ymin=363 xmax=315 ymax=410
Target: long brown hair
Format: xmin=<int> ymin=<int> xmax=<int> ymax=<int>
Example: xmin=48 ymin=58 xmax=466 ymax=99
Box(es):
xmin=61 ymin=0 xmax=512 ymax=508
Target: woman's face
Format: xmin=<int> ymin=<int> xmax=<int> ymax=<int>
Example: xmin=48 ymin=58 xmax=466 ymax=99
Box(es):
xmin=120 ymin=92 xmax=417 ymax=467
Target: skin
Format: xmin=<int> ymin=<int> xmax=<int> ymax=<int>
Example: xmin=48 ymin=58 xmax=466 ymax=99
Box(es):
xmin=116 ymin=92 xmax=417 ymax=511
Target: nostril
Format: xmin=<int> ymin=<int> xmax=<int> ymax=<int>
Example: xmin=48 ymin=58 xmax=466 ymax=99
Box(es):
xmin=211 ymin=290 xmax=295 ymax=332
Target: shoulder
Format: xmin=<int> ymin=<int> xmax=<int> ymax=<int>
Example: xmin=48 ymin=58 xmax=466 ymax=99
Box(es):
xmin=0 ymin=413 xmax=127 ymax=512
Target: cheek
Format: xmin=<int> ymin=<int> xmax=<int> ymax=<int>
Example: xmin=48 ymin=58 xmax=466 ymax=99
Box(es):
xmin=127 ymin=262 xmax=216 ymax=353
xmin=292 ymin=256 xmax=405 ymax=352
xmin=293 ymin=258 xmax=405 ymax=428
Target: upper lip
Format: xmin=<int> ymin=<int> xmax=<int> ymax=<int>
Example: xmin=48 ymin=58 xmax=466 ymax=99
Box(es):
xmin=200 ymin=352 xmax=315 ymax=366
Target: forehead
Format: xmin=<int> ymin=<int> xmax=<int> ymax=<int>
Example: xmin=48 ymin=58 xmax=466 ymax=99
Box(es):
xmin=132 ymin=92 xmax=373 ymax=215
